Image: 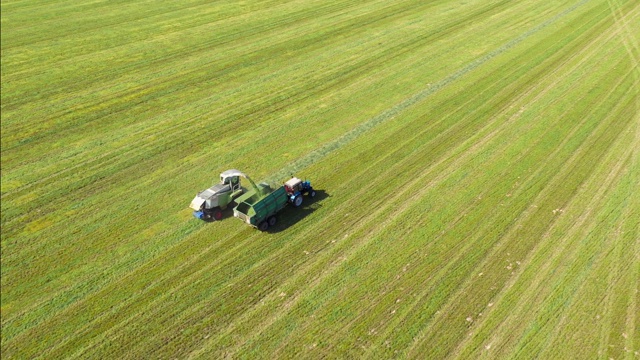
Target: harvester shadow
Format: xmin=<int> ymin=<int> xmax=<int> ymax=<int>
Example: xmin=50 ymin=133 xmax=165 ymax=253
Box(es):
xmin=201 ymin=207 xmax=235 ymax=223
xmin=266 ymin=189 xmax=330 ymax=233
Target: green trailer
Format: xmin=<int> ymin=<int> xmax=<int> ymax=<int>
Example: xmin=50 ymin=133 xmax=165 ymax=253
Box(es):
xmin=233 ymin=184 xmax=288 ymax=231
xmin=233 ymin=177 xmax=315 ymax=231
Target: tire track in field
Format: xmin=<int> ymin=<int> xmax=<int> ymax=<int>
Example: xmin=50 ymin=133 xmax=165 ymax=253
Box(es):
xmin=535 ymin=32 xmax=640 ymax=359
xmin=309 ymin=11 xmax=619 ymax=352
xmin=1 ymin=0 xmax=592 ymax=354
xmin=524 ymin=143 xmax=638 ymax=357
xmin=7 ymin=225 xmax=260 ymax=359
xmin=520 ymin=205 xmax=629 ymax=358
xmin=443 ymin=10 xmax=639 ymax=356
xmin=0 ymin=0 xmax=443 ymax=182
xmin=490 ymin=74 xmax=640 ymax=358
xmin=2 ymin=0 xmax=369 ymax=146
xmin=607 ymin=0 xmax=640 ymax=67
xmin=2 ymin=0 xmax=504 ymax=338
xmin=1 ymin=0 xmax=430 ymax=235
xmin=134 ymin=0 xmax=596 ymax=354
xmin=2 ymin=0 xmax=524 ymax=320
xmin=3 ymin=0 xmax=294 ymax=48
xmin=626 ymin=119 xmax=640 ymax=357
xmin=214 ymin=9 xmax=608 ymax=356
xmin=1 ymin=0 xmax=491 ymax=208
xmin=0 ymin=0 xmax=584 ymax=348
xmin=469 ymin=134 xmax=637 ymax=358
xmin=625 ymin=232 xmax=640 ymax=356
xmin=370 ymin=38 xmax=636 ymax=356
xmin=1 ymin=0 xmax=500 ymax=169
xmin=452 ymin=105 xmax=638 ymax=359
xmin=595 ymin=112 xmax=639 ymax=359
xmin=265 ymin=0 xmax=592 ymax=185
xmin=405 ymin=61 xmax=639 ymax=358
xmin=61 ymin=104 xmax=464 ymax=358
xmin=91 ymin=6 xmax=576 ymax=352
xmin=189 ymin=87 xmax=529 ymax=358
xmin=76 ymin=42 xmax=530 ymax=356
xmin=335 ymin=66 xmax=628 ymax=359
xmin=372 ymin=27 xmax=630 ymax=360
xmin=1 ymin=0 xmax=411 ymax=129
xmin=597 ymin=206 xmax=635 ymax=359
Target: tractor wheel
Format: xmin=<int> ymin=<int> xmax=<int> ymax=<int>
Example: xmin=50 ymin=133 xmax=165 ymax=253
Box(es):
xmin=310 ymin=190 xmax=316 ymax=198
xmin=294 ymin=195 xmax=304 ymax=207
xmin=268 ymin=216 xmax=277 ymax=227
xmin=258 ymin=221 xmax=269 ymax=231
xmin=213 ymin=209 xmax=223 ymax=220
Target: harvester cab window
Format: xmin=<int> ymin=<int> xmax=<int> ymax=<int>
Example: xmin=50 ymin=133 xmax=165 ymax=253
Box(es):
xmin=230 ymin=176 xmax=239 ymax=190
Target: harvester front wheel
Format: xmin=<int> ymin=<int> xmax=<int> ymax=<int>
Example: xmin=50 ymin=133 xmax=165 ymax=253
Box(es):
xmin=212 ymin=209 xmax=223 ymax=220
xmin=258 ymin=221 xmax=269 ymax=231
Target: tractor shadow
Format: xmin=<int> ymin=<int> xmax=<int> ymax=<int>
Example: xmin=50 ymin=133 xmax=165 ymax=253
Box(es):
xmin=266 ymin=189 xmax=330 ymax=233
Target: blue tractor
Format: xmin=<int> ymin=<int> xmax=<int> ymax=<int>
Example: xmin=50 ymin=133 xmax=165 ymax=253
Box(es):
xmin=283 ymin=177 xmax=315 ymax=207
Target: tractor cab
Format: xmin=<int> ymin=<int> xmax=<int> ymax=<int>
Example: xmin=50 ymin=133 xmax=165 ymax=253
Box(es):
xmin=284 ymin=177 xmax=303 ymax=195
xmin=284 ymin=177 xmax=315 ymax=207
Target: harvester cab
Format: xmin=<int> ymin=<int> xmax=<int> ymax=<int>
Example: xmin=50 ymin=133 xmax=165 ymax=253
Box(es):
xmin=284 ymin=177 xmax=315 ymax=207
xmin=221 ymin=171 xmax=241 ymax=192
xmin=190 ymin=169 xmax=249 ymax=221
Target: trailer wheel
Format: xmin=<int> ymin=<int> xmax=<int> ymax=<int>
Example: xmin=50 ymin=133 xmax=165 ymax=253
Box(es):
xmin=268 ymin=216 xmax=277 ymax=227
xmin=258 ymin=221 xmax=269 ymax=231
xmin=294 ymin=195 xmax=304 ymax=207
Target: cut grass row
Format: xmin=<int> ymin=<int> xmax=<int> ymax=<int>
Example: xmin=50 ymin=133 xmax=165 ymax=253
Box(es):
xmin=77 ymin=2 xmax=636 ymax=358
xmin=0 ymin=0 xmax=556 ymax=318
xmin=2 ymin=0 xmax=638 ymax=358
xmin=235 ymin=43 xmax=637 ymax=359
xmin=176 ymin=2 xmax=640 ymax=358
xmin=3 ymin=0 xmax=536 ymax=344
xmin=0 ymin=0 xmax=524 ymax=215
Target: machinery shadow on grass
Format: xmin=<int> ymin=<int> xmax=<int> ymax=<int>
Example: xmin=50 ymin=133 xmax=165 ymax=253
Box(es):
xmin=200 ymin=206 xmax=235 ymax=223
xmin=266 ymin=189 xmax=330 ymax=233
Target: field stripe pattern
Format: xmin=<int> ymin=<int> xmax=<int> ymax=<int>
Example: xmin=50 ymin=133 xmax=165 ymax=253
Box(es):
xmin=1 ymin=0 xmax=638 ymax=358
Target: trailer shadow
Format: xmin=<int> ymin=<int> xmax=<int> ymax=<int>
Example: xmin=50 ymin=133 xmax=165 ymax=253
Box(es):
xmin=266 ymin=189 xmax=330 ymax=233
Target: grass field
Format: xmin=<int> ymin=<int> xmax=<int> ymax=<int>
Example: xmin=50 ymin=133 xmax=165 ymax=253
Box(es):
xmin=2 ymin=0 xmax=639 ymax=358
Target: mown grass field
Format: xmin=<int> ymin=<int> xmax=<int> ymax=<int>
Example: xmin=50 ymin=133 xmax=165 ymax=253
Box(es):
xmin=2 ymin=0 xmax=639 ymax=358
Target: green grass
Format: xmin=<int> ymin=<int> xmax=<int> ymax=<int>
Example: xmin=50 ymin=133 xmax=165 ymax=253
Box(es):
xmin=1 ymin=0 xmax=639 ymax=358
